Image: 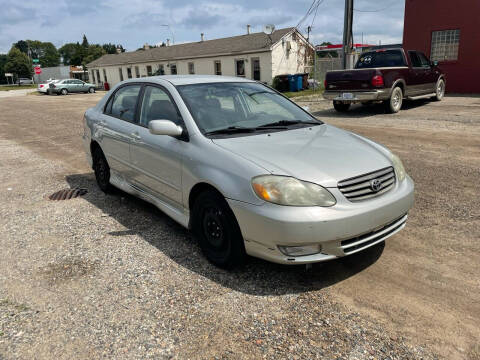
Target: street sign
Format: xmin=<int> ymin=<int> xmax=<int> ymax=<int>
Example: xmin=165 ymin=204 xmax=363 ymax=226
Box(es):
xmin=33 ymin=59 xmax=39 ymax=63
xmin=4 ymin=73 xmax=13 ymax=77
xmin=35 ymin=66 xmax=42 ymax=75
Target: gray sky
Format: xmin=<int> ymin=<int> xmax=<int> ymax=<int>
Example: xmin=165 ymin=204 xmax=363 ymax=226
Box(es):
xmin=0 ymin=0 xmax=405 ymax=53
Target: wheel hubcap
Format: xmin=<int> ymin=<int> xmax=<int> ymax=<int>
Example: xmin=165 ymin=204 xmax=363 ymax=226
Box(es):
xmin=392 ymin=90 xmax=401 ymax=109
xmin=437 ymin=82 xmax=444 ymax=97
xmin=203 ymin=208 xmax=224 ymax=248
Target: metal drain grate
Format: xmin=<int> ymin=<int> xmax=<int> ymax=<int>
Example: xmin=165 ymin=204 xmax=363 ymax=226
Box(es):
xmin=49 ymin=188 xmax=87 ymax=201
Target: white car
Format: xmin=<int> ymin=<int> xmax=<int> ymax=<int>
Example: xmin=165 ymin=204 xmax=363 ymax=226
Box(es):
xmin=37 ymin=79 xmax=59 ymax=94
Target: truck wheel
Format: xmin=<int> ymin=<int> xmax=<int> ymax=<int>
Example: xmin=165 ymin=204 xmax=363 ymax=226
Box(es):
xmin=385 ymin=86 xmax=403 ymax=113
xmin=432 ymin=78 xmax=445 ymax=101
xmin=333 ymin=101 xmax=351 ymax=112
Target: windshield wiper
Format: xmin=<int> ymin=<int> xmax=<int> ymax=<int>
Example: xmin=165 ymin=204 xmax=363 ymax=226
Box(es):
xmin=256 ymin=120 xmax=321 ymax=128
xmin=204 ymin=126 xmax=256 ymax=136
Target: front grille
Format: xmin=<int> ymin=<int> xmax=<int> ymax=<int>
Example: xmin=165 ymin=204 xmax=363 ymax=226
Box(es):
xmin=338 ymin=167 xmax=395 ymax=201
xmin=341 ymin=214 xmax=407 ymax=255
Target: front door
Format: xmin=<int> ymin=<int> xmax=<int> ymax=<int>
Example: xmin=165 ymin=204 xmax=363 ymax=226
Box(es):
xmin=129 ymin=85 xmax=184 ymax=206
xmin=407 ymin=51 xmax=428 ymax=96
xmin=417 ymin=52 xmax=437 ymax=93
xmin=99 ymin=84 xmax=142 ymax=180
xmin=252 ymin=58 xmax=261 ymax=81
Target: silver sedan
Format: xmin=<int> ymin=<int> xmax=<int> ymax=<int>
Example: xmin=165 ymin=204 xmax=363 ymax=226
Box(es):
xmin=83 ymin=75 xmax=414 ymax=268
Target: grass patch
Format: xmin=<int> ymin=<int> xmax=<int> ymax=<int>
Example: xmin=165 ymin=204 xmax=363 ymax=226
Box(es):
xmin=0 ymin=85 xmax=37 ymax=91
xmin=283 ymin=88 xmax=324 ymax=98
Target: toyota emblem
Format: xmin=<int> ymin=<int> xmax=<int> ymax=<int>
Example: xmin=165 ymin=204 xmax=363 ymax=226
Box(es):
xmin=370 ymin=179 xmax=382 ymax=192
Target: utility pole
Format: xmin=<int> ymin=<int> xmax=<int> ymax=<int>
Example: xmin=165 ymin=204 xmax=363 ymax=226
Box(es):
xmin=342 ymin=0 xmax=354 ymax=69
xmin=307 ymin=25 xmax=312 ymax=42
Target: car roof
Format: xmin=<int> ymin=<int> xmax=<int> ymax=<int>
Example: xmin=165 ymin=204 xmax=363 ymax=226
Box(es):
xmin=120 ymin=75 xmax=256 ymax=86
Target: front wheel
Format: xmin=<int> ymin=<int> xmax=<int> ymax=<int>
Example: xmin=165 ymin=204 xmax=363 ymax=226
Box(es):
xmin=92 ymin=147 xmax=114 ymax=193
xmin=192 ymin=190 xmax=246 ymax=268
xmin=333 ymin=101 xmax=351 ymax=112
xmin=88 ymin=87 xmax=95 ymax=93
xmin=385 ymin=86 xmax=403 ymax=113
xmin=432 ymin=78 xmax=445 ymax=101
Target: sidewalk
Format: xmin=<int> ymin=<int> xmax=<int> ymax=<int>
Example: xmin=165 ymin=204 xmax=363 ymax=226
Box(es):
xmin=0 ymin=89 xmax=37 ymax=98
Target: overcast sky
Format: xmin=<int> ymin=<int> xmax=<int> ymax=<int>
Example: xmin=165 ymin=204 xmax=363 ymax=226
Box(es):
xmin=1 ymin=0 xmax=405 ymax=53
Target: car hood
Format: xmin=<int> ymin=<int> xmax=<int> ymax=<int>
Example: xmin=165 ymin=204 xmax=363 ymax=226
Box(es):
xmin=212 ymin=124 xmax=392 ymax=187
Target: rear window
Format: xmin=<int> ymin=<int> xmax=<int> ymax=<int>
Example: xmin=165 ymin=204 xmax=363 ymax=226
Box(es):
xmin=355 ymin=50 xmax=406 ymax=69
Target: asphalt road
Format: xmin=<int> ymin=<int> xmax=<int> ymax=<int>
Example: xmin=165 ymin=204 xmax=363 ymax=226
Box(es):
xmin=0 ymin=92 xmax=478 ymax=359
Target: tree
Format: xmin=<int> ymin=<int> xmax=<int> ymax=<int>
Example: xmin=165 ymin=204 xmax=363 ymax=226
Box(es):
xmin=59 ymin=43 xmax=82 ymax=65
xmin=13 ymin=40 xmax=28 ymax=54
xmin=0 ymin=54 xmax=8 ymax=84
xmin=4 ymin=47 xmax=32 ymax=79
xmin=82 ymin=45 xmax=106 ymax=67
xmin=30 ymin=41 xmax=60 ymax=67
xmin=82 ymin=35 xmax=89 ymax=48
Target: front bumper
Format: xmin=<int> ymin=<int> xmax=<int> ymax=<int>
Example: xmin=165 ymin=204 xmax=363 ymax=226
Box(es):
xmin=323 ymin=89 xmax=390 ymax=102
xmin=228 ymin=175 xmax=414 ymax=264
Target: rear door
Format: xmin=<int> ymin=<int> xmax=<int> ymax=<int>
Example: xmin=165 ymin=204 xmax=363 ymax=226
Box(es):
xmin=98 ymin=84 xmax=142 ymax=181
xmin=129 ymin=84 xmax=185 ymax=206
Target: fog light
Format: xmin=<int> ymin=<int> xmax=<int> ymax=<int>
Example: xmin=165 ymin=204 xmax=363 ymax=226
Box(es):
xmin=278 ymin=244 xmax=322 ymax=257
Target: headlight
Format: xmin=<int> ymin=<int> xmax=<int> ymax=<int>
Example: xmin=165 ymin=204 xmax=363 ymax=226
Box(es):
xmin=390 ymin=153 xmax=406 ymax=182
xmin=252 ymin=175 xmax=336 ymax=206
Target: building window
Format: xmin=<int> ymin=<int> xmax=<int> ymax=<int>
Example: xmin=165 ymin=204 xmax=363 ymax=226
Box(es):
xmin=119 ymin=68 xmax=124 ymax=81
xmin=431 ymin=29 xmax=460 ymax=62
xmin=146 ymin=65 xmax=152 ymax=76
xmin=157 ymin=64 xmax=165 ymax=75
xmin=188 ymin=62 xmax=195 ymax=74
xmin=135 ymin=66 xmax=140 ymax=78
xmin=91 ymin=70 xmax=96 ymax=84
xmin=235 ymin=60 xmax=245 ymax=77
xmin=96 ymin=70 xmax=101 ymax=84
xmin=127 ymin=68 xmax=132 ymax=79
xmin=170 ymin=64 xmax=177 ymax=75
xmin=103 ymin=69 xmax=108 ymax=82
xmin=214 ymin=60 xmax=222 ymax=75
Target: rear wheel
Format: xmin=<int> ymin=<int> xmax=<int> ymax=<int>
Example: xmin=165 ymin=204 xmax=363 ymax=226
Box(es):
xmin=191 ymin=190 xmax=246 ymax=268
xmin=432 ymin=78 xmax=445 ymax=101
xmin=333 ymin=101 xmax=351 ymax=112
xmin=385 ymin=86 xmax=403 ymax=113
xmin=60 ymin=88 xmax=68 ymax=95
xmin=92 ymin=147 xmax=114 ymax=193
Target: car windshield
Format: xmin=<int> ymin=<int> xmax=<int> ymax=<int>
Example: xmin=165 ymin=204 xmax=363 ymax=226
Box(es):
xmin=355 ymin=50 xmax=406 ymax=69
xmin=177 ymin=82 xmax=321 ymax=135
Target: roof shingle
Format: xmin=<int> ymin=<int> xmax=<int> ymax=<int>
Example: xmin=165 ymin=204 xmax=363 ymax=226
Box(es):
xmin=87 ymin=27 xmax=295 ymax=67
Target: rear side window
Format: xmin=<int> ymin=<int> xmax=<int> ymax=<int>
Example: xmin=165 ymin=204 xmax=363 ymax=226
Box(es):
xmin=108 ymin=85 xmax=141 ymax=122
xmin=355 ymin=50 xmax=406 ymax=69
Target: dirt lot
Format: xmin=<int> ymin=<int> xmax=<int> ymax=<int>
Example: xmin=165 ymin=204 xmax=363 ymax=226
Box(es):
xmin=0 ymin=92 xmax=478 ymax=359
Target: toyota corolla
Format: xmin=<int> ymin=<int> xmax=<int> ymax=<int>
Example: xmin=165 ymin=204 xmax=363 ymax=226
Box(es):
xmin=83 ymin=75 xmax=414 ymax=268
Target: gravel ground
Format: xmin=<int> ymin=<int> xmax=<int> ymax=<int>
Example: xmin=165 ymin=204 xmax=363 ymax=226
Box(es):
xmin=0 ymin=92 xmax=479 ymax=359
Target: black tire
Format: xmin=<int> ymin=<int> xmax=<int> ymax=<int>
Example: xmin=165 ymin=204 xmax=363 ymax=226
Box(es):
xmin=88 ymin=87 xmax=95 ymax=93
xmin=333 ymin=101 xmax=351 ymax=112
xmin=191 ymin=190 xmax=246 ymax=268
xmin=60 ymin=88 xmax=68 ymax=95
xmin=432 ymin=78 xmax=445 ymax=101
xmin=384 ymin=86 xmax=403 ymax=113
xmin=92 ymin=147 xmax=114 ymax=193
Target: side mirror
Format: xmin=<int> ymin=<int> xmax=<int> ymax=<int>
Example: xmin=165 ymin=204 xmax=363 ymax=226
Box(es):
xmin=431 ymin=60 xmax=439 ymax=67
xmin=148 ymin=120 xmax=183 ymax=137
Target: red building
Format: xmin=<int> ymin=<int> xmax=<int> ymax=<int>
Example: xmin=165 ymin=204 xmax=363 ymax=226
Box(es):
xmin=403 ymin=0 xmax=480 ymax=93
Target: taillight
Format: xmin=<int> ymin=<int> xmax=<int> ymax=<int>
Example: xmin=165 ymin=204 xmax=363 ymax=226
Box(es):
xmin=40 ymin=84 xmax=44 ymax=88
xmin=371 ymin=75 xmax=384 ymax=87
xmin=324 ymin=79 xmax=328 ymax=89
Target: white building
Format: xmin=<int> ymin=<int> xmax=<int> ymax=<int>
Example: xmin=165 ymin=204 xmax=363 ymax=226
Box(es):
xmin=86 ymin=27 xmax=313 ymax=87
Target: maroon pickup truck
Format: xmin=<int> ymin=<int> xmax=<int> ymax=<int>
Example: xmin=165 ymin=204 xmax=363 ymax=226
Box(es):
xmin=323 ymin=48 xmax=446 ymax=113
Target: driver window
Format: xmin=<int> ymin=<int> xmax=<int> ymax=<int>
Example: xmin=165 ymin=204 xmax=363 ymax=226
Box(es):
xmin=139 ymin=86 xmax=181 ymax=127
xmin=418 ymin=53 xmax=431 ymax=68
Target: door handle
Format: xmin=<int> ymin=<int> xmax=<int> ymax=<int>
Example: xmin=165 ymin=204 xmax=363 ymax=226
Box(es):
xmin=130 ymin=132 xmax=141 ymax=140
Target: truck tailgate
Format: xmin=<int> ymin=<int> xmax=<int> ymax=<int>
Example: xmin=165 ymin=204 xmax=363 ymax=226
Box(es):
xmin=325 ymin=69 xmax=377 ymax=91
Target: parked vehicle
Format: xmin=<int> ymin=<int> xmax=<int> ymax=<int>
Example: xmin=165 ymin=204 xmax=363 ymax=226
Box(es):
xmin=324 ymin=48 xmax=446 ymax=113
xmin=16 ymin=78 xmax=33 ymax=85
xmin=50 ymin=79 xmax=96 ymax=95
xmin=83 ymin=75 xmax=414 ymax=268
xmin=37 ymin=79 xmax=59 ymax=94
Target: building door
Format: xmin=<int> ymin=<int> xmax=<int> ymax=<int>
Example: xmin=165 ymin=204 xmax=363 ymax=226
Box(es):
xmin=252 ymin=58 xmax=260 ymax=81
